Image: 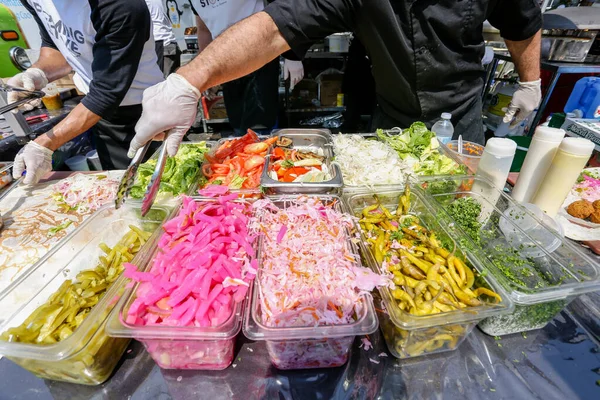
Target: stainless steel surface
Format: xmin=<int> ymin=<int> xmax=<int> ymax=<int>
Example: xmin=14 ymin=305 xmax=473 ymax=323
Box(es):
xmin=541 ymin=32 xmax=597 ymax=63
xmin=260 ymin=130 xmax=343 ymax=195
xmin=114 ymin=142 xmax=152 ymax=209
xmin=141 ymin=137 xmax=169 ymax=216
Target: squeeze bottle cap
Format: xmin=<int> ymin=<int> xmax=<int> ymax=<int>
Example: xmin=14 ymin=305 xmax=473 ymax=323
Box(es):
xmin=533 ymin=126 xmax=565 ymax=142
xmin=441 ymin=112 xmax=452 ymax=120
xmin=559 ymin=137 xmax=595 ymax=156
xmin=484 ymin=137 xmax=517 ymax=158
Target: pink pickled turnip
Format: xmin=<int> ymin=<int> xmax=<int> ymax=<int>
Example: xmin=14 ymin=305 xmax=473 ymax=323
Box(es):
xmin=125 ymin=193 xmax=256 ymax=329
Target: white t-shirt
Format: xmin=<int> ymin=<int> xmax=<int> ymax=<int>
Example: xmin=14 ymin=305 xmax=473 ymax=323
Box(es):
xmin=145 ymin=0 xmax=177 ymax=45
xmin=24 ymin=0 xmax=163 ymax=113
xmin=188 ymin=0 xmax=264 ymax=38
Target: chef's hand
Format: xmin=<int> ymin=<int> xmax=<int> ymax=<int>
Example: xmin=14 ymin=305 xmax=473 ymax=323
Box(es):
xmin=129 ymin=74 xmax=201 ymax=158
xmin=12 ymin=141 xmax=53 ymax=185
xmin=503 ymin=79 xmax=541 ymax=128
xmin=283 ymin=60 xmax=304 ymax=91
xmin=6 ymin=68 xmax=48 ymax=112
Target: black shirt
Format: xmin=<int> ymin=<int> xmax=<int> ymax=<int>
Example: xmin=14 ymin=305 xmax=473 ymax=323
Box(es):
xmin=265 ymin=0 xmax=542 ymax=129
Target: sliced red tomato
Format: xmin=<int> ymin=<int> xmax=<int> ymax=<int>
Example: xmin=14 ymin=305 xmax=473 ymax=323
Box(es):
xmin=244 ymin=155 xmax=265 ymax=171
xmin=244 ymin=142 xmax=269 ymax=154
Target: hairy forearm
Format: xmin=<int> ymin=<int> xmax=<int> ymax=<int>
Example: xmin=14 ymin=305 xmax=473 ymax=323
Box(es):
xmin=32 ymin=47 xmax=72 ymax=82
xmin=180 ymin=12 xmax=289 ymax=92
xmin=505 ymin=30 xmax=541 ymax=82
xmin=35 ymin=103 xmax=101 ymax=151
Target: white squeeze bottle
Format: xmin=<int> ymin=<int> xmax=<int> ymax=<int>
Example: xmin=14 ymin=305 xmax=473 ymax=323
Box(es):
xmin=531 ymin=137 xmax=595 ymax=217
xmin=431 ymin=113 xmax=454 ymax=145
xmin=512 ymin=126 xmax=566 ymax=203
xmin=471 ymin=138 xmax=517 ymax=222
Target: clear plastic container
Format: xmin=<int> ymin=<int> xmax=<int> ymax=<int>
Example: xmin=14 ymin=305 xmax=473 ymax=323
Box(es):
xmin=0 ymin=204 xmax=169 ymax=384
xmin=446 ymin=140 xmax=485 ymax=174
xmin=344 ymin=188 xmax=513 ymax=358
xmin=418 ymin=175 xmax=600 ymax=336
xmin=243 ymin=195 xmax=378 ymax=369
xmin=106 ymin=198 xmax=253 ymax=370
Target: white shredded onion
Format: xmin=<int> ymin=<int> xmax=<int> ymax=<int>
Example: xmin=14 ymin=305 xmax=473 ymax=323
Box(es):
xmin=333 ymin=134 xmax=412 ymax=187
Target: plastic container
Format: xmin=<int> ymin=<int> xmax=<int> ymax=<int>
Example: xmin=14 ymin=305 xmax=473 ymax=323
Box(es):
xmin=418 ymin=175 xmax=600 ymax=336
xmin=65 ymin=155 xmax=90 ymax=171
xmin=86 ymin=150 xmax=102 ymax=171
xmin=564 ymin=77 xmax=600 ymax=119
xmin=499 ymin=203 xmax=565 ymax=258
xmin=243 ymin=195 xmax=378 ymax=369
xmin=106 ymin=198 xmax=252 ymax=370
xmin=512 ymin=126 xmax=565 ymax=203
xmin=0 ymin=204 xmax=169 ymax=384
xmin=327 ymin=33 xmax=351 ymax=53
xmin=344 ymin=188 xmax=513 ymax=358
xmin=446 ymin=140 xmax=484 ymax=173
xmin=532 ymin=137 xmax=595 ymax=217
xmin=431 ymin=113 xmax=454 ymax=145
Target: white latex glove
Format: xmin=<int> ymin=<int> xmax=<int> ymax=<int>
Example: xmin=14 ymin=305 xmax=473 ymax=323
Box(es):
xmin=503 ymin=79 xmax=542 ymax=128
xmin=12 ymin=141 xmax=53 ymax=185
xmin=129 ymin=73 xmax=201 ymax=158
xmin=6 ymin=68 xmax=48 ymax=112
xmin=283 ymin=60 xmax=304 ymax=91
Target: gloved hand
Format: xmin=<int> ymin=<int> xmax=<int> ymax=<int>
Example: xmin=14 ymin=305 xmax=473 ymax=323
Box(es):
xmin=12 ymin=141 xmax=53 ymax=185
xmin=6 ymin=68 xmax=48 ymax=112
xmin=283 ymin=59 xmax=304 ymax=91
xmin=503 ymin=79 xmax=542 ymax=128
xmin=129 ymin=73 xmax=201 ymax=158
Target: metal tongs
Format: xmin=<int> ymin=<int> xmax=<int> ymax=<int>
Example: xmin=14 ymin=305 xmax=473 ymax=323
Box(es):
xmin=114 ymin=136 xmax=169 ymax=216
xmin=0 ymin=82 xmax=45 ymax=115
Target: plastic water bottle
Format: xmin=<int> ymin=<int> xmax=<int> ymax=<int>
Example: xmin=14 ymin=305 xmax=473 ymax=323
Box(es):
xmin=431 ymin=113 xmax=454 ymax=144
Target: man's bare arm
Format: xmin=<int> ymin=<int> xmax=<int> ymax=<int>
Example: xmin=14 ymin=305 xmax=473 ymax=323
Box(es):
xmin=505 ymin=30 xmax=541 ymax=82
xmin=196 ymin=16 xmax=213 ymax=52
xmin=35 ymin=104 xmax=101 ymax=151
xmin=178 ymin=12 xmax=289 ymax=92
xmin=32 ymin=47 xmax=72 ymax=82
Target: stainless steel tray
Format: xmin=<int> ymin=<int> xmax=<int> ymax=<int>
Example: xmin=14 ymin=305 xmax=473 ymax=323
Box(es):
xmin=260 ymin=130 xmax=342 ymax=195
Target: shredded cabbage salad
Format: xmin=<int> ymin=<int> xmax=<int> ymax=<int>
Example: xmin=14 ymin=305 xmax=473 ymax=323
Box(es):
xmin=51 ymin=174 xmax=119 ymax=214
xmin=572 ymin=170 xmax=600 ymax=202
xmin=333 ymin=134 xmax=412 ymax=187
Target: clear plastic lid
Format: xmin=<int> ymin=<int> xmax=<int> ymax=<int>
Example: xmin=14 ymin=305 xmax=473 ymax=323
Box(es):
xmin=441 ymin=112 xmax=452 ymax=120
xmin=344 ymin=187 xmax=514 ymax=330
xmin=418 ymin=175 xmax=600 ymax=305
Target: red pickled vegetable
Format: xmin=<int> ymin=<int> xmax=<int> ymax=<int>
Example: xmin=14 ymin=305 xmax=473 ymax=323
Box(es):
xmin=125 ymin=189 xmax=256 ymax=329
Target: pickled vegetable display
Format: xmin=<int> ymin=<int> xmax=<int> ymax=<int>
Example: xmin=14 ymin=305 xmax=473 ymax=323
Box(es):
xmin=1 ymin=225 xmax=151 ymax=384
xmin=348 ymin=186 xmax=510 ymax=358
xmin=122 ymin=187 xmax=256 ymax=369
xmin=249 ymin=196 xmax=383 ymax=369
xmin=130 ymin=142 xmax=210 ymax=198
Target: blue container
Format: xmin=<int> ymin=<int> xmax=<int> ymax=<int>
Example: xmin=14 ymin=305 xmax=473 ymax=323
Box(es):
xmin=564 ymin=77 xmax=600 ymax=119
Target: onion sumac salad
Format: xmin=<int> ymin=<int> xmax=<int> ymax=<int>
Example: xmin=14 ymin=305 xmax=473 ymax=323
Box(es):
xmin=252 ymin=196 xmax=386 ymax=328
